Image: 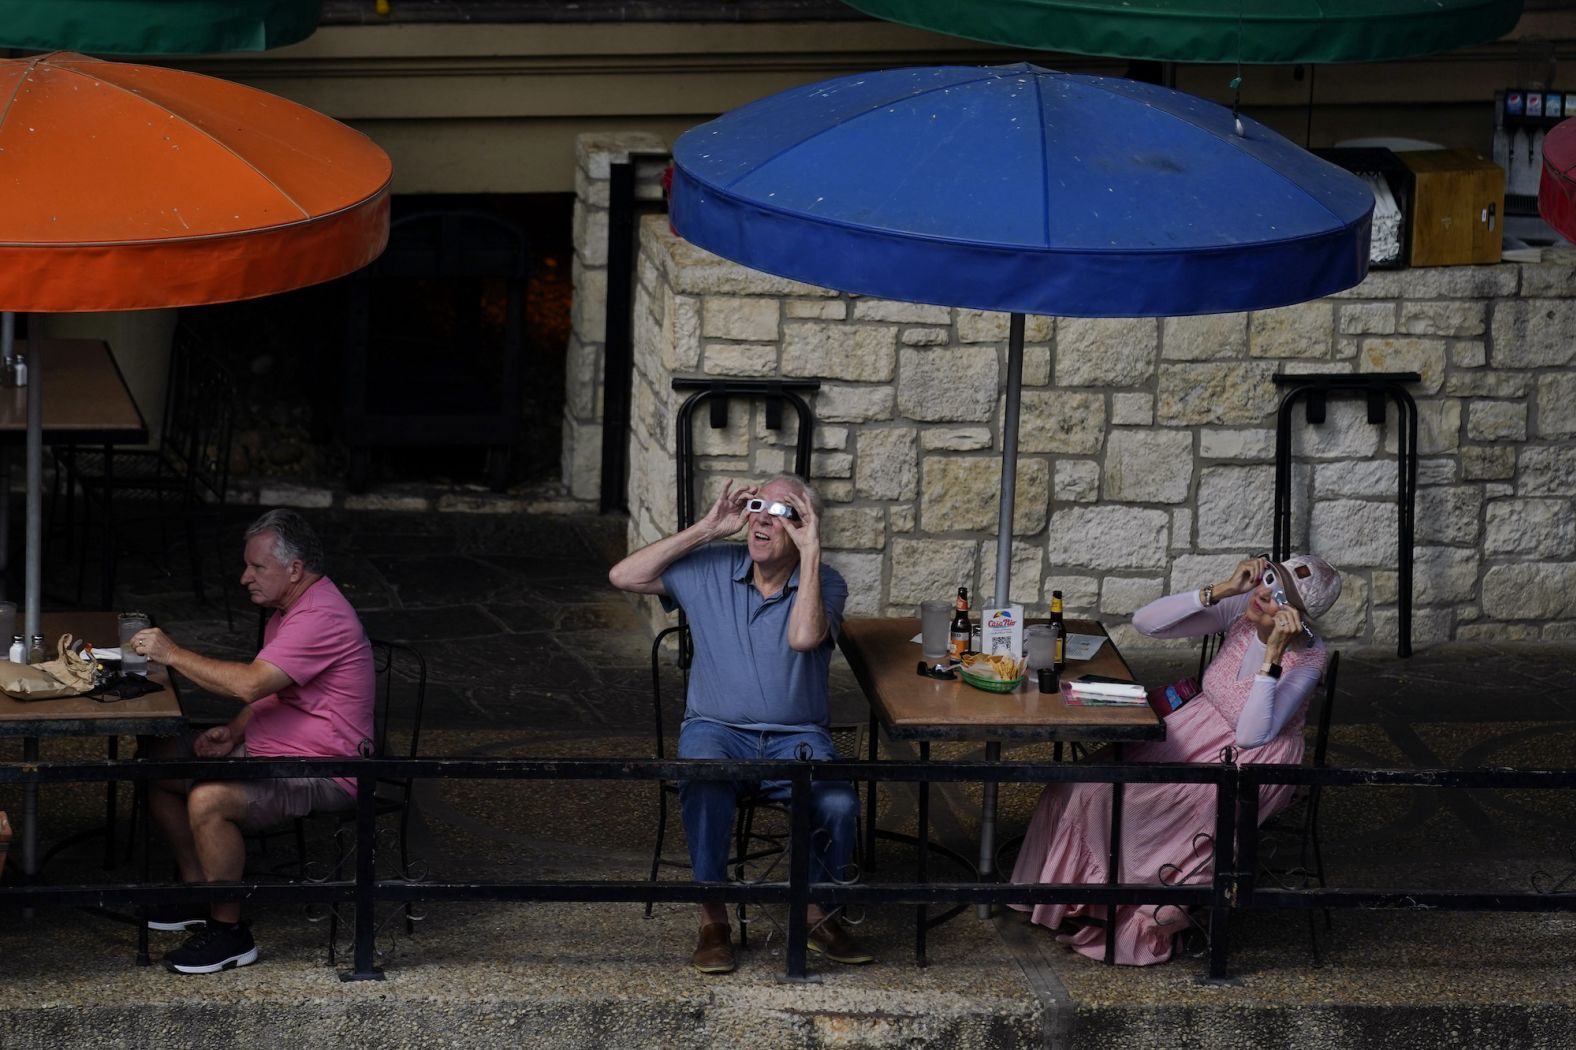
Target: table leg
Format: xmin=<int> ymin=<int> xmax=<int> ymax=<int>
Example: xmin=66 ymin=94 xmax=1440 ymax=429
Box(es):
xmin=104 ymin=735 xmax=119 ymax=869
xmin=21 ymin=736 xmax=37 ymax=918
xmin=1105 ymin=742 xmax=1124 ymax=966
xmin=864 ymin=709 xmax=878 ymax=874
xmin=0 ymin=449 xmax=9 ymax=602
xmin=915 ymin=740 xmax=929 ymax=968
xmin=976 ymin=739 xmax=1001 ymax=919
xmin=136 ymin=777 xmax=151 ymax=966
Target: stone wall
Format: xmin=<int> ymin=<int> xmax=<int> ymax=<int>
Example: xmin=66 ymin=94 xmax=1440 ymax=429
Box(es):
xmin=604 ymin=212 xmax=1576 ymax=651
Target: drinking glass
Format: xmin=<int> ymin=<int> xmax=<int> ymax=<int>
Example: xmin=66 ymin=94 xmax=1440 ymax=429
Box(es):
xmin=919 ymin=600 xmax=952 ymax=659
xmin=1024 ymin=624 xmax=1057 ymax=672
xmin=118 ymin=612 xmax=151 ymax=674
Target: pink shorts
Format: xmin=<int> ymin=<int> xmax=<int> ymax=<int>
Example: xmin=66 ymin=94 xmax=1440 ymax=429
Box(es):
xmin=174 ymin=731 xmax=353 ymax=830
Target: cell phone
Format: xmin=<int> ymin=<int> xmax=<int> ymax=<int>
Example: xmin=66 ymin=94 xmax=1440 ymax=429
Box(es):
xmin=1076 ymin=674 xmax=1128 ymax=685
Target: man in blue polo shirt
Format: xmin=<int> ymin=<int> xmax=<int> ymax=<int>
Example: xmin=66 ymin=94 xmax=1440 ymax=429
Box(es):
xmin=609 ymin=473 xmax=871 ymax=974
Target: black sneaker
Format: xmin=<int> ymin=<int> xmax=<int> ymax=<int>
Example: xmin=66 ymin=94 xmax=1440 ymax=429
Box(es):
xmin=144 ymin=906 xmax=207 ymax=932
xmin=163 ymin=922 xmax=258 ymax=974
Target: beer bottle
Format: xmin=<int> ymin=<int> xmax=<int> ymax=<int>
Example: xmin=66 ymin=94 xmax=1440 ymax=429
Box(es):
xmin=1049 ymin=590 xmax=1066 ymax=672
xmin=949 ymin=587 xmax=972 ymax=661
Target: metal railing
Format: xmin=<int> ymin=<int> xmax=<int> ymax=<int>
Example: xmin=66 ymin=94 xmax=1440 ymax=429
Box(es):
xmin=1 ymin=755 xmax=1573 ymax=982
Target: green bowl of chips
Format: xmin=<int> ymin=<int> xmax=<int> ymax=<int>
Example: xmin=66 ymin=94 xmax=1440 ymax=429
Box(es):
xmin=958 ymin=654 xmax=1027 ymax=693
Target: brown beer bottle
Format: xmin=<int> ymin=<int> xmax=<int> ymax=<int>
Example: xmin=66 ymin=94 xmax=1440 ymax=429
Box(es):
xmin=949 ymin=587 xmax=972 ymax=660
xmin=1049 ymin=590 xmax=1065 ymax=672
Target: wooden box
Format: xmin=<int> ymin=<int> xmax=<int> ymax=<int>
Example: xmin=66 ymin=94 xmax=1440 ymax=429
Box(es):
xmin=1401 ymin=149 xmax=1505 ymax=267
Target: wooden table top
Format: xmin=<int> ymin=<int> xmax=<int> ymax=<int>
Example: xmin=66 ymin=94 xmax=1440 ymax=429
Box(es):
xmin=0 ymin=339 xmax=148 ymax=444
xmin=839 ymin=617 xmax=1164 ymax=744
xmin=0 ymin=611 xmax=183 ymax=736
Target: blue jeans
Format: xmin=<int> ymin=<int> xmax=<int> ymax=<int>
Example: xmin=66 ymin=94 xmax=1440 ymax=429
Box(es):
xmin=677 ymin=721 xmax=857 ymax=886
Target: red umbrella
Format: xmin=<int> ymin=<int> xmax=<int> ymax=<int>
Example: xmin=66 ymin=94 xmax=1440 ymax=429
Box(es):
xmin=0 ymin=51 xmax=391 ymax=638
xmin=1539 ymin=117 xmax=1576 ymax=244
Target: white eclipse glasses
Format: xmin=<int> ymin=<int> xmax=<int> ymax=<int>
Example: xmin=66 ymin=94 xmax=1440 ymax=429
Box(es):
xmin=745 ymin=497 xmax=798 ymax=520
xmin=1256 ymin=560 xmax=1316 ymax=641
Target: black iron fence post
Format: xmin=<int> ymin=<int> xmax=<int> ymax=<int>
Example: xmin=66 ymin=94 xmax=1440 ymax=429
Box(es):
xmin=342 ymin=770 xmax=383 ymax=982
xmin=783 ymin=762 xmax=814 ymax=982
xmin=1205 ymin=754 xmax=1240 ymax=985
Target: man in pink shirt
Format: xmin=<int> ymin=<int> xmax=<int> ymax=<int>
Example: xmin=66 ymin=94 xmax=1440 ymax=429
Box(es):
xmin=132 ymin=509 xmax=374 ymax=974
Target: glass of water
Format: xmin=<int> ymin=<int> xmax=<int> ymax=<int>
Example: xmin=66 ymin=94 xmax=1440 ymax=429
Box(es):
xmin=118 ymin=612 xmax=151 ymax=675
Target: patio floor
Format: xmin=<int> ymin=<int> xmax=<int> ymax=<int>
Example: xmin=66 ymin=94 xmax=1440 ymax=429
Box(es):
xmin=2 ymin=504 xmax=1574 ymax=1049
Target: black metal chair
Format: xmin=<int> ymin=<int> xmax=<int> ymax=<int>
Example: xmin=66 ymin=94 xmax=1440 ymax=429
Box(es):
xmin=60 ymin=324 xmax=237 ymax=621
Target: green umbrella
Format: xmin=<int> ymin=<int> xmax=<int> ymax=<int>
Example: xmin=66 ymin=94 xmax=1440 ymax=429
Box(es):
xmin=0 ymin=0 xmax=320 ymax=56
xmin=841 ymin=0 xmax=1523 ymax=64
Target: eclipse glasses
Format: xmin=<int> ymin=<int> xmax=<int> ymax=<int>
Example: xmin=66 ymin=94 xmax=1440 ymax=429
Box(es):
xmin=745 ymin=497 xmax=798 ymax=520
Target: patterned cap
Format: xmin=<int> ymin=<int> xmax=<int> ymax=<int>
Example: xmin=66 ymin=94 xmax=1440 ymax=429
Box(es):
xmin=1268 ymin=554 xmax=1341 ymax=621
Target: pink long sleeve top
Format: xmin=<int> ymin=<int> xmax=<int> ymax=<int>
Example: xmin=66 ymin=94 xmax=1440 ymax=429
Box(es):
xmin=1131 ymin=589 xmax=1322 ymax=750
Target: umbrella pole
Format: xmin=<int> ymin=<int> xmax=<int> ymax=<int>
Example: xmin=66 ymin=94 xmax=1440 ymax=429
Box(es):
xmin=992 ymin=313 xmax=1025 ymax=605
xmin=24 ymin=325 xmax=41 ymax=642
xmin=0 ymin=312 xmax=11 ymax=603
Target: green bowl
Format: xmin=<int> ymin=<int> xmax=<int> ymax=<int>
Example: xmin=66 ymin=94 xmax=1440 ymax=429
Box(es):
xmin=959 ymin=667 xmax=1026 ymax=694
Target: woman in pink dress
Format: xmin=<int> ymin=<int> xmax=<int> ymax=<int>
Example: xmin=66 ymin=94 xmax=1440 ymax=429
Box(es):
xmin=1010 ymin=553 xmax=1341 ymax=965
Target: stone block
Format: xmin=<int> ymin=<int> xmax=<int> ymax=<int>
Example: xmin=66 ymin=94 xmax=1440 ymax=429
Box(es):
xmin=1057 ymin=317 xmax=1157 ymax=385
xmin=1055 ymin=460 xmax=1100 ymax=502
xmin=955 ymin=310 xmax=1051 ymax=343
xmin=1023 ymin=346 xmax=1052 ymax=386
xmin=564 ymin=333 xmax=600 ymax=419
xmin=1520 ymin=259 xmax=1576 ymax=296
xmin=1483 ymin=563 xmax=1576 ymax=620
xmin=1371 ymin=570 xmax=1398 ymax=604
xmin=1308 ymin=499 xmax=1398 ymax=566
xmin=1111 ymin=392 xmax=1153 ymax=425
xmin=575 ymin=131 xmax=666 ymax=181
xmin=1461 ymin=445 xmax=1516 ymax=481
xmin=1298 ymin=400 xmax=1382 ymax=459
xmin=1156 ymin=362 xmax=1278 ymax=425
xmin=823 ymin=551 xmax=884 ymax=616
xmin=560 ymin=416 xmax=604 ymax=502
xmin=1101 ymin=576 xmax=1164 ymax=615
xmin=1171 ymin=508 xmax=1193 ymax=550
xmin=1016 ymin=390 xmax=1106 ymax=454
xmin=1544 ymin=621 xmax=1576 ymax=641
xmin=1313 ymin=460 xmax=1395 ymax=499
xmin=891 ymin=505 xmax=916 ymax=532
xmin=815 ymin=426 xmax=849 ymax=451
xmin=853 ymin=299 xmax=951 ymax=324
xmin=1399 ymin=301 xmax=1485 ymax=337
xmin=888 ymin=538 xmax=979 ymax=605
xmin=1045 ymin=574 xmax=1100 ymax=611
xmin=1359 ymin=336 xmax=1446 ymax=394
xmin=1443 ymin=370 xmax=1528 ymax=398
xmin=1485 ymin=499 xmax=1576 ymax=557
xmin=1250 ymin=301 xmax=1334 ymax=359
xmin=1397 ymin=265 xmax=1518 ymax=298
xmin=1417 ymin=458 xmax=1458 ymax=486
xmin=1455 ymin=621 xmax=1543 ymax=642
xmin=664 ymin=291 xmax=702 ymax=372
xmin=1490 ymin=299 xmax=1576 ymax=368
xmin=855 ymin=427 xmax=919 ymax=501
xmin=702 ymin=343 xmax=778 ymax=376
xmin=1045 ymin=506 xmax=1170 ymax=571
xmin=1317 ymin=573 xmax=1368 ymax=640
xmin=1518 ymin=446 xmax=1576 ymax=496
xmin=1199 ymin=428 xmax=1275 ymax=461
xmin=753 ymin=448 xmax=788 ymax=475
xmin=1338 ymin=303 xmax=1396 ymax=336
xmin=1411 ymin=546 xmax=1479 ymax=605
xmin=824 ymin=506 xmax=885 ymax=549
xmin=920 ymin=427 xmax=993 ymax=451
xmin=785 ymin=299 xmax=847 ymax=320
xmin=811 ymin=452 xmax=854 ymax=480
xmin=1466 ymin=400 xmax=1527 ymax=442
xmin=1168 ymin=553 xmax=1243 ymax=594
xmin=1196 ymin=465 xmax=1274 ymax=550
xmin=819 ymin=479 xmax=855 ymax=502
xmin=1382 ymin=399 xmax=1460 ymax=457
xmin=343 ymin=492 xmax=430 ymax=513
xmin=1162 ymin=313 xmax=1249 ymax=360
xmin=814 ymin=383 xmax=895 ymax=423
xmin=1102 ymin=430 xmax=1193 ymax=503
xmin=1415 ymin=485 xmax=1482 ymax=546
xmin=1450 ymin=341 xmax=1488 ymax=368
xmin=897 ymin=348 xmax=999 ymax=422
xmin=702 ymin=297 xmax=779 ymax=342
xmin=1536 ymin=373 xmax=1576 ymax=438
xmin=900 ymin=327 xmax=951 ymax=346
xmin=782 ymin=321 xmax=896 ymax=382
xmin=1370 ymin=606 xmax=1454 ymax=648
xmin=572 ymin=264 xmax=609 ymax=345
xmin=574 ymin=202 xmax=610 ymax=268
xmin=920 ymin=457 xmax=1049 ymax=534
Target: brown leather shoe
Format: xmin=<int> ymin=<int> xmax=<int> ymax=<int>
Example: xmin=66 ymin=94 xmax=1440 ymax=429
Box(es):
xmin=691 ymin=922 xmax=735 ymax=974
xmin=808 ymin=917 xmax=875 ymax=965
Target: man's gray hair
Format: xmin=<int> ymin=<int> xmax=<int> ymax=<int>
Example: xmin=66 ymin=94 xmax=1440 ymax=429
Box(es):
xmin=762 ymin=473 xmax=824 ymax=517
xmin=245 ymin=508 xmax=326 ymax=574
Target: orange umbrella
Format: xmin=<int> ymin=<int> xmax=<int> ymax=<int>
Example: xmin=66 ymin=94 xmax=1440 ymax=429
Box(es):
xmin=0 ymin=51 xmax=390 ymax=640
xmin=0 ymin=52 xmax=390 ymax=311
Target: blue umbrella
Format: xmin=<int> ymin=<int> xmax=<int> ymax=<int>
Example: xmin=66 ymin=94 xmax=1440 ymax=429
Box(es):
xmin=671 ymin=63 xmax=1373 ymax=601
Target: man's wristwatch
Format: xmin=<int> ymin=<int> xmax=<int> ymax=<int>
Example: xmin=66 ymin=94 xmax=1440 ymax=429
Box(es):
xmin=1259 ymin=661 xmax=1282 ymax=679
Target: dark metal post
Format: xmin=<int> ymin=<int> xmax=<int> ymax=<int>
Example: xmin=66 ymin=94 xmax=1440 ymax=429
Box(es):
xmin=1205 ymin=760 xmax=1240 ymax=984
xmin=598 ymin=161 xmax=640 ymax=513
xmin=1104 ymin=744 xmax=1124 ymax=966
xmin=783 ymin=764 xmax=813 ymax=982
xmin=916 ymin=740 xmax=930 ymax=967
xmin=864 ymin=707 xmax=878 ymax=874
xmin=341 ymin=771 xmax=384 ymax=982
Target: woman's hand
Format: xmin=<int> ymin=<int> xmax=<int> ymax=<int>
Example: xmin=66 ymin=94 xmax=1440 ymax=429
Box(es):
xmin=697 ymin=479 xmax=755 ymax=541
xmin=1265 ymin=604 xmax=1303 ymax=661
xmin=1214 ymin=556 xmax=1268 ymax=600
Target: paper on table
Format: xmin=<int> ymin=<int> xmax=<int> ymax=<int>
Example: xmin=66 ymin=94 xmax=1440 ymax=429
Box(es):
xmin=1064 ymin=633 xmax=1105 ymax=661
xmin=94 ymin=646 xmax=123 ymax=660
